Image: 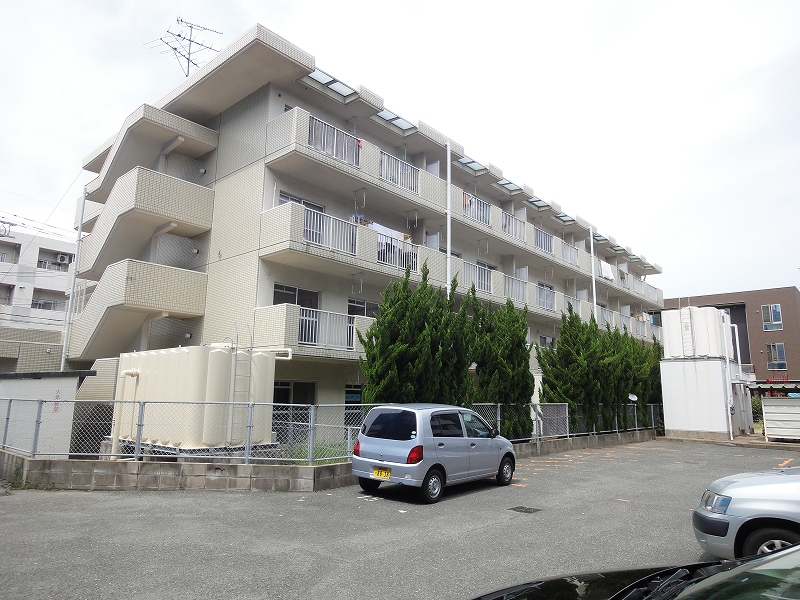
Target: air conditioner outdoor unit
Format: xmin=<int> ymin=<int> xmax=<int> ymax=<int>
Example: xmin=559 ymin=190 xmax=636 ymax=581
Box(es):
xmin=56 ymin=254 xmax=70 ymax=263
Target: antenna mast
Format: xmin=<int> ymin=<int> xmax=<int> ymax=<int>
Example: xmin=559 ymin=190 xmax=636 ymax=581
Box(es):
xmin=149 ymin=17 xmax=222 ymax=77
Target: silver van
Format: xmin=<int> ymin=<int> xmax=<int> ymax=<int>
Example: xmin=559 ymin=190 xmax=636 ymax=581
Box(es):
xmin=351 ymin=404 xmax=516 ymax=503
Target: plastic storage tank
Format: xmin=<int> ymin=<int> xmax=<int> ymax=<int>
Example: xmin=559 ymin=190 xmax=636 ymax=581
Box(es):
xmin=111 ymin=345 xmax=276 ymax=452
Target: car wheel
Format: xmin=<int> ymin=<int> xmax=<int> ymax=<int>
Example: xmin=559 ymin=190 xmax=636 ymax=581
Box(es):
xmin=358 ymin=477 xmax=381 ymax=493
xmin=742 ymin=527 xmax=800 ymax=556
xmin=419 ymin=469 xmax=444 ymax=504
xmin=496 ymin=456 xmax=514 ymax=486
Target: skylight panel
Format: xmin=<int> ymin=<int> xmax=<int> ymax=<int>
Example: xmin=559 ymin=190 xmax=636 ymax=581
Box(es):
xmin=328 ymin=81 xmax=356 ymax=96
xmin=555 ymin=213 xmax=575 ymax=224
xmin=308 ymin=69 xmax=334 ymax=85
xmin=377 ymin=110 xmax=397 ymax=121
xmin=392 ymin=119 xmax=414 ymax=130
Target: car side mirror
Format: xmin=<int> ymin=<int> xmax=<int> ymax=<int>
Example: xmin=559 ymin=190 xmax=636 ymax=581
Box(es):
xmin=491 ymin=428 xmax=499 ymax=438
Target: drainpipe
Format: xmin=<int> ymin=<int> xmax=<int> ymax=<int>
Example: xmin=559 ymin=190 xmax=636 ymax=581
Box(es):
xmin=446 ymin=140 xmax=452 ymax=293
xmin=721 ymin=312 xmax=734 ymax=440
xmin=61 ymin=186 xmax=86 ymax=371
xmin=589 ymin=225 xmax=597 ymax=322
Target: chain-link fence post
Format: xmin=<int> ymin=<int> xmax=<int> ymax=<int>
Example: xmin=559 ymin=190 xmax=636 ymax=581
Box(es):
xmin=615 ymin=414 xmax=619 ymax=433
xmin=566 ymin=404 xmax=571 ymax=438
xmin=244 ymin=402 xmax=255 ymax=464
xmin=634 ymin=406 xmax=638 ymax=430
xmin=495 ymin=403 xmax=501 ymax=433
xmin=134 ymin=401 xmax=146 ymax=460
xmin=308 ymin=405 xmax=317 ymax=466
xmin=2 ymin=399 xmax=11 ymax=449
xmin=31 ymin=400 xmax=44 ymax=458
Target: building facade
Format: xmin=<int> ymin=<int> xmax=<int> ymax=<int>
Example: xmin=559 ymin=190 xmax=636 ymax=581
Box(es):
xmin=662 ymin=287 xmax=800 ymax=384
xmin=0 ymin=229 xmax=76 ymax=372
xmin=66 ymin=24 xmax=664 ymax=403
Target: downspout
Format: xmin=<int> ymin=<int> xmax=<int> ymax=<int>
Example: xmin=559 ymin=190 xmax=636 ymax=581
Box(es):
xmin=589 ymin=225 xmax=597 ymax=322
xmin=61 ymin=186 xmax=86 ymax=371
xmin=721 ymin=312 xmax=734 ymax=440
xmin=446 ymin=140 xmax=452 ymax=293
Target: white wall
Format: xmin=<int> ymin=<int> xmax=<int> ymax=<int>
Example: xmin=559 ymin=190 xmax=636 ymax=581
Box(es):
xmin=661 ymin=358 xmax=731 ymax=438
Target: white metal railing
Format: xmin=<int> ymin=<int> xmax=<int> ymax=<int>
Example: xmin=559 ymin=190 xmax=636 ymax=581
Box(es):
xmin=37 ymin=260 xmax=69 ymax=272
xmin=308 ymin=116 xmax=360 ymax=167
xmin=561 ymin=243 xmax=578 ymax=265
xmin=298 ymin=308 xmax=355 ymax=350
xmin=536 ymin=286 xmax=555 ymax=311
xmin=504 ymin=275 xmax=526 ymax=303
xmin=462 ymin=192 xmax=490 ymax=226
xmin=632 ymin=277 xmax=644 ymax=294
xmin=565 ymin=295 xmax=580 ymax=313
xmin=634 ymin=319 xmax=646 ymax=337
xmin=303 ymin=209 xmax=357 ymax=254
xmin=376 ymin=233 xmax=418 ymax=272
xmin=644 ymin=283 xmax=658 ymax=301
xmin=379 ymin=152 xmax=419 ymax=193
xmin=463 ymin=262 xmax=492 ymax=293
xmin=620 ymin=315 xmax=631 ymax=332
xmin=599 ymin=308 xmax=614 ymax=329
xmin=501 ymin=211 xmax=525 ymax=241
xmin=534 ymin=227 xmax=553 ymax=254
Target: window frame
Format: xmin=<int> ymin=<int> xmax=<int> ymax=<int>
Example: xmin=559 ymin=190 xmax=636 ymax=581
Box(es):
xmin=766 ymin=343 xmax=787 ymax=370
xmin=761 ymin=304 xmax=783 ymax=331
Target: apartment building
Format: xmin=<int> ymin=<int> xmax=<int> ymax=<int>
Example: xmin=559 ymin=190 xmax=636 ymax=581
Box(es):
xmin=66 ymin=24 xmax=664 ymax=403
xmin=0 ymin=229 xmax=76 ymax=372
xmin=662 ymin=287 xmax=800 ymax=384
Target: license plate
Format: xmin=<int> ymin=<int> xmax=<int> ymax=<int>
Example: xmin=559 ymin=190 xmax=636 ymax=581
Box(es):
xmin=373 ymin=466 xmax=391 ymax=480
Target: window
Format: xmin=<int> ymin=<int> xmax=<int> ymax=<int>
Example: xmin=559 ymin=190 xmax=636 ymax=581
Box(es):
xmin=278 ymin=192 xmax=324 ymax=213
xmin=0 ymin=253 xmax=6 ymax=263
xmin=539 ymin=336 xmax=555 ymax=349
xmin=463 ymin=412 xmax=491 ymax=438
xmin=439 ymin=248 xmax=462 ymax=259
xmin=430 ymin=413 xmax=464 ymax=438
xmin=348 ymin=298 xmax=379 ymax=318
xmin=762 ymin=304 xmax=783 ymax=331
xmin=273 ymin=284 xmax=318 ymax=308
xmin=365 ymin=409 xmax=417 ymax=441
xmin=766 ymin=343 xmax=787 ymax=370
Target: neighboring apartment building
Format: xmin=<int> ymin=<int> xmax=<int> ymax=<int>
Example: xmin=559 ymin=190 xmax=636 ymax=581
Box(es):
xmin=65 ymin=24 xmax=664 ymax=403
xmin=0 ymin=229 xmax=75 ymax=372
xmin=661 ymin=287 xmax=800 ymax=384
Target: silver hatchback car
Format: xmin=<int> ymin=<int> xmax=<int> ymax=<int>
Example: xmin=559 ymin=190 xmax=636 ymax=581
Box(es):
xmin=692 ymin=466 xmax=800 ymax=558
xmin=351 ymin=404 xmax=516 ymax=503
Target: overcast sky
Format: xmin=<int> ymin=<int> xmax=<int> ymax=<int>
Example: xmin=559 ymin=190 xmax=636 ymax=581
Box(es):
xmin=1 ymin=1 xmax=798 ymax=298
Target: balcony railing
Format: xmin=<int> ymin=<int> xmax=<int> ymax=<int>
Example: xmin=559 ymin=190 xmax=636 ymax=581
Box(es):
xmin=634 ymin=319 xmax=646 ymax=337
xmin=463 ymin=262 xmax=492 ymax=293
xmin=565 ymin=295 xmax=581 ymax=313
xmin=644 ymin=283 xmax=658 ymax=301
xmin=37 ymin=260 xmax=69 ymax=272
xmin=504 ymin=275 xmax=526 ymax=303
xmin=501 ymin=211 xmax=525 ymax=241
xmin=632 ymin=277 xmax=644 ymax=294
xmin=303 ymin=209 xmax=357 ymax=254
xmin=31 ymin=299 xmax=64 ymax=311
xmin=534 ymin=227 xmax=553 ymax=254
xmin=620 ymin=315 xmax=631 ymax=332
xmin=379 ymin=152 xmax=419 ymax=194
xmin=298 ymin=308 xmax=355 ymax=350
xmin=561 ymin=244 xmax=578 ymax=266
xmin=536 ymin=286 xmax=555 ymax=311
xmin=376 ymin=233 xmax=418 ymax=272
xmin=599 ymin=308 xmax=614 ymax=329
xmin=462 ymin=192 xmax=490 ymax=226
xmin=308 ymin=116 xmax=360 ymax=167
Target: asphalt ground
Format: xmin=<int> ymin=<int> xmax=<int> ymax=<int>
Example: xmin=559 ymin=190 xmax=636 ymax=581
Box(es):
xmin=1 ymin=439 xmax=797 ymax=600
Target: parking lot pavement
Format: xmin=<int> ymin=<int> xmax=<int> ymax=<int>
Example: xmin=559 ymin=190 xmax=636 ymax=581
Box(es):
xmin=1 ymin=439 xmax=797 ymax=600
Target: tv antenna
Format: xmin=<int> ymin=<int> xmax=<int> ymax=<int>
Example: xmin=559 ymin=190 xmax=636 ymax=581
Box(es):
xmin=148 ymin=17 xmax=222 ymax=77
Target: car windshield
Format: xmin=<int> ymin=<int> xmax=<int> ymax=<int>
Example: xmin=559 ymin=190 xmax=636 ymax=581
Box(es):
xmin=677 ymin=547 xmax=800 ymax=599
xmin=364 ymin=410 xmax=417 ymax=441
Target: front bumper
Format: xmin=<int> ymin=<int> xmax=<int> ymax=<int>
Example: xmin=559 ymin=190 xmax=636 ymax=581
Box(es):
xmin=351 ymin=456 xmax=426 ymax=488
xmin=692 ymin=508 xmax=744 ymax=559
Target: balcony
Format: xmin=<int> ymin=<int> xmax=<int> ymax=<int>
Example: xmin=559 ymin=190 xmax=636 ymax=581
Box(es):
xmin=380 ymin=152 xmax=419 ymax=194
xmin=501 ymin=211 xmax=525 ymax=242
xmin=561 ymin=243 xmax=578 ymax=266
xmin=308 ymin=116 xmax=360 ymax=167
xmin=67 ymin=260 xmax=206 ymax=360
xmin=37 ymin=260 xmax=70 ymax=273
xmin=534 ymin=227 xmax=553 ymax=254
xmin=599 ymin=307 xmax=614 ymax=329
xmin=77 ymin=168 xmax=213 ymax=281
xmin=536 ymin=286 xmax=555 ymax=312
xmin=504 ymin=275 xmax=526 ymax=303
xmin=85 ymin=104 xmax=218 ymax=204
xmin=303 ymin=210 xmax=357 ymax=254
xmin=462 ymin=262 xmax=492 ymax=294
xmin=463 ymin=192 xmax=490 ymax=227
xmin=376 ymin=233 xmax=418 ymax=272
xmin=253 ymin=303 xmax=374 ymax=360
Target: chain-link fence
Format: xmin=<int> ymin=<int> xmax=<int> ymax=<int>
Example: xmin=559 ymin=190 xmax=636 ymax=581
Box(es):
xmin=1 ymin=398 xmax=663 ymax=464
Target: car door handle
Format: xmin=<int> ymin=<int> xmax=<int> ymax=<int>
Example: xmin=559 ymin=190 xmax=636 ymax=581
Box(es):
xmin=470 ymin=443 xmax=477 ymax=448
xmin=438 ymin=442 xmax=445 ymax=447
